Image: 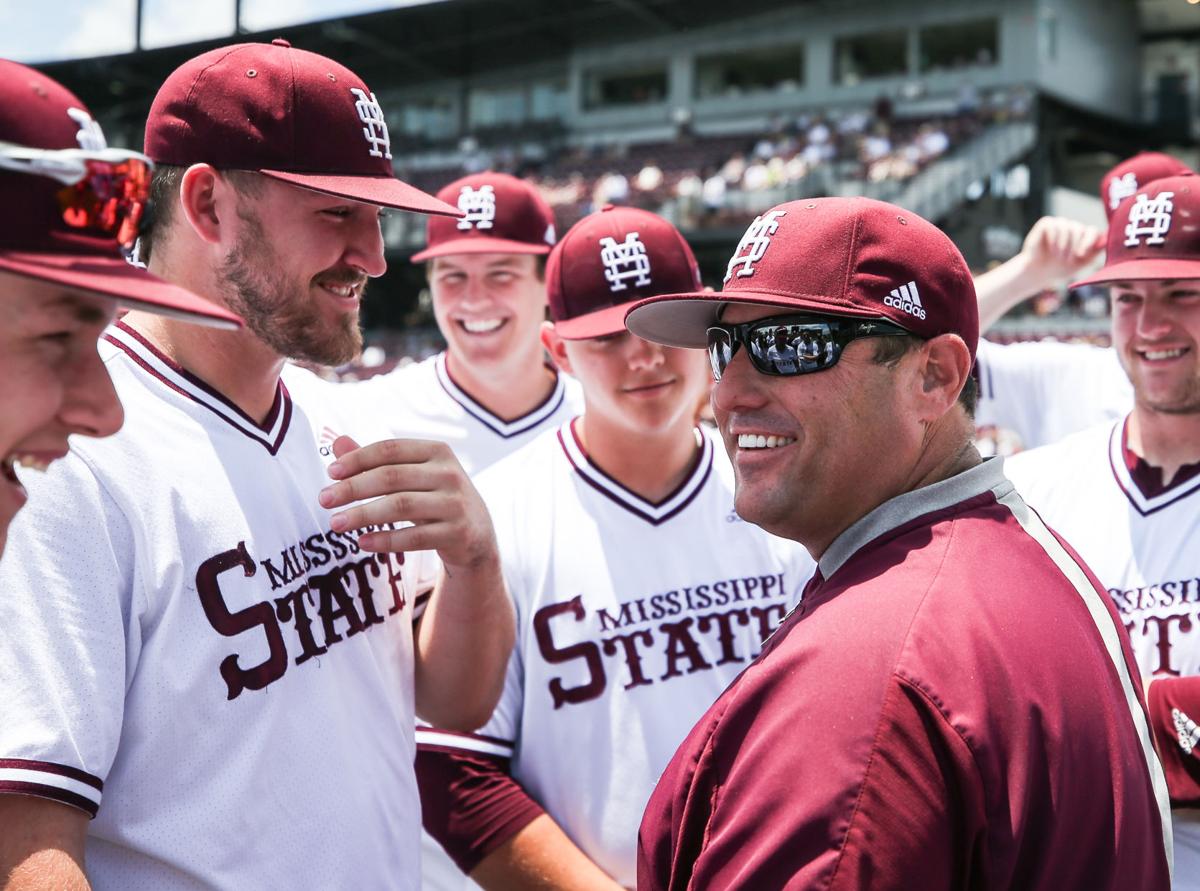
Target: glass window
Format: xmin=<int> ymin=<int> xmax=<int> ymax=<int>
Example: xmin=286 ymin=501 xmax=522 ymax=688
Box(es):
xmin=468 ymin=86 xmax=527 ymax=129
xmin=398 ymin=96 xmax=457 ymax=141
xmin=833 ymin=29 xmax=908 ymax=85
xmin=694 ymin=44 xmax=804 ymax=99
xmin=530 ymin=80 xmax=569 ymax=121
xmin=583 ymin=65 xmax=668 ymax=110
xmin=919 ymin=19 xmax=999 ymax=72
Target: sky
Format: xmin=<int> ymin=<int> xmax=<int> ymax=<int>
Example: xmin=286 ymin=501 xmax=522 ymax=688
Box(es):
xmin=0 ymin=0 xmax=443 ymax=63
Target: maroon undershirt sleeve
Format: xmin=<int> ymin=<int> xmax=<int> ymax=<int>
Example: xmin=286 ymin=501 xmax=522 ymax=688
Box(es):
xmin=415 ymin=746 xmax=547 ymax=874
xmin=1147 ymin=676 xmax=1200 ymax=806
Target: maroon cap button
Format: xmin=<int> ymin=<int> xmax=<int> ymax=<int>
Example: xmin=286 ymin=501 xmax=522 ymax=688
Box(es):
xmin=411 ymin=171 xmax=556 ymax=262
xmin=625 ymin=197 xmax=978 ymax=359
xmin=1072 ymin=173 xmax=1200 ymax=288
xmin=1099 ymin=152 xmax=1192 ymax=221
xmin=145 ymin=41 xmax=458 ymax=217
xmin=0 ymin=59 xmax=241 ymax=328
xmin=547 ymin=205 xmax=702 ymax=340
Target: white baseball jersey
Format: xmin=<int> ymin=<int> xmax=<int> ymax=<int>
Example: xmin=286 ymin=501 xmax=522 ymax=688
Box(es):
xmin=282 ymin=351 xmax=584 ymax=475
xmin=417 ymin=420 xmax=815 ymax=888
xmin=286 ymin=352 xmax=583 ymax=890
xmin=1005 ymin=419 xmax=1200 ymax=887
xmin=0 ymin=322 xmax=438 ymax=891
xmin=974 ymin=338 xmax=1132 ymax=450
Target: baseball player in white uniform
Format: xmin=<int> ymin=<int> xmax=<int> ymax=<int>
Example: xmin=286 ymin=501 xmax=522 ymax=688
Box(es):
xmin=1005 ymin=171 xmax=1200 ymax=888
xmin=0 ymin=60 xmax=240 ymax=559
xmin=283 ymin=171 xmax=582 ymax=476
xmin=415 ymin=206 xmax=815 ymax=890
xmin=0 ymin=42 xmax=514 ymax=891
xmin=972 ymin=153 xmax=1192 ymax=450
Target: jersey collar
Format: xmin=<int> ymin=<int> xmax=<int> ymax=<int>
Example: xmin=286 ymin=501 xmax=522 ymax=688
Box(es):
xmin=557 ymin=417 xmax=713 ymax=525
xmin=1110 ymin=417 xmax=1200 ymax=515
xmin=104 ymin=321 xmax=292 ymax=455
xmin=435 ymin=352 xmax=566 ymax=438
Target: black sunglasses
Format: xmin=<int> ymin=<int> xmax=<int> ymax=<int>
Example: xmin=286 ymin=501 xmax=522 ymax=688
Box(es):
xmin=706 ymin=313 xmax=912 ymax=380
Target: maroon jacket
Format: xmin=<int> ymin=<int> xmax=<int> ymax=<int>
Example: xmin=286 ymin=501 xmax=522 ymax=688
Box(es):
xmin=638 ymin=460 xmax=1172 ymax=890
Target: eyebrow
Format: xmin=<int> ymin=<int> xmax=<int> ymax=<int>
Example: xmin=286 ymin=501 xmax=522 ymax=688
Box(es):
xmin=43 ymin=293 xmax=111 ymax=325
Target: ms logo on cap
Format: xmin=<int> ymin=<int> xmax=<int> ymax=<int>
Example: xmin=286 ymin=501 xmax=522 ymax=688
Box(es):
xmin=600 ymin=232 xmax=652 ymax=292
xmin=67 ymin=107 xmax=106 ymax=152
xmin=1125 ymin=192 xmax=1174 ymax=247
xmin=350 ymin=88 xmax=391 ymax=159
xmin=1108 ymin=172 xmax=1138 ymax=211
xmin=457 ymin=184 xmax=496 ymax=230
xmin=725 ymin=210 xmax=786 ymax=283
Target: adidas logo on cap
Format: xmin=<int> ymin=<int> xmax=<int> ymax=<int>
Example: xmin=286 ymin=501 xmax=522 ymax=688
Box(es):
xmin=883 ymin=281 xmax=927 ymax=320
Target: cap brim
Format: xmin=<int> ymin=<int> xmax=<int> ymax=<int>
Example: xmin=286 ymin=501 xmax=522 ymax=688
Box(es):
xmin=0 ymin=252 xmax=242 ymax=329
xmin=410 ymin=237 xmax=552 ymax=263
xmin=261 ymin=170 xmax=462 ymax=217
xmin=624 ymin=291 xmax=886 ymax=348
xmin=554 ymin=301 xmax=640 ymax=341
xmin=1071 ymin=257 xmax=1200 ymax=290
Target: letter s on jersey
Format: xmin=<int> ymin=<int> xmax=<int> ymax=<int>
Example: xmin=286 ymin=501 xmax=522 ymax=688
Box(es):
xmin=533 ymin=595 xmax=606 ymax=709
xmin=196 ymin=542 xmax=289 ymax=700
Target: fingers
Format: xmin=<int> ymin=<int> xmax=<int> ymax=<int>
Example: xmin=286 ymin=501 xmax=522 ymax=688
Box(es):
xmin=326 ymin=437 xmax=452 ymax=481
xmin=331 ymin=434 xmax=361 ymax=460
xmin=328 ymin=490 xmax=453 ymax=533
xmin=320 ymin=461 xmax=459 ymax=509
xmin=353 ymin=522 xmax=460 ymax=555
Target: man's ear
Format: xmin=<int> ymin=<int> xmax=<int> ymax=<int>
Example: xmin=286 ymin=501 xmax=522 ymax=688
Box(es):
xmin=540 ymin=321 xmax=572 ymax=375
xmin=915 ymin=334 xmax=972 ymax=421
xmin=177 ymin=164 xmax=228 ymax=246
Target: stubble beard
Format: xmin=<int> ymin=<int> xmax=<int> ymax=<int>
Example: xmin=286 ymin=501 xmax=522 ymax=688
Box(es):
xmin=219 ymin=206 xmax=363 ymax=367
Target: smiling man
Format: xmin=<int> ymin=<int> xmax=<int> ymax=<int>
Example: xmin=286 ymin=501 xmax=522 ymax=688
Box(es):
xmin=1004 ymin=172 xmax=1200 ymax=890
xmin=415 ymin=206 xmax=813 ymax=891
xmin=284 ymin=171 xmax=582 ymax=478
xmin=625 ymin=197 xmax=1172 ymax=890
xmin=0 ymin=60 xmax=239 ymax=557
xmin=0 ymin=42 xmax=513 ymax=891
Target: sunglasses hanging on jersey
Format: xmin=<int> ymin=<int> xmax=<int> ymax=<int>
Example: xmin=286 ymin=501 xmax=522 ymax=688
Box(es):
xmin=0 ymin=141 xmax=153 ymax=250
xmin=706 ymin=313 xmax=912 ymax=380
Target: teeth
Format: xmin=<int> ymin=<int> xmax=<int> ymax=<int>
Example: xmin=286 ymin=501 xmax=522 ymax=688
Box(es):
xmin=14 ymin=454 xmax=51 ymax=472
xmin=738 ymin=434 xmax=796 ymax=449
xmin=462 ymin=319 xmax=503 ymax=333
xmin=1142 ymin=348 xmax=1186 ymax=360
xmin=324 ymin=284 xmax=354 ymax=297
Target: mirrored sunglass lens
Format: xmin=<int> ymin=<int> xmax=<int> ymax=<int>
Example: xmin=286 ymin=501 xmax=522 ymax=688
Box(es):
xmin=749 ymin=322 xmax=838 ymax=375
xmin=56 ymin=158 xmax=150 ymax=248
xmin=706 ymin=329 xmax=733 ymax=379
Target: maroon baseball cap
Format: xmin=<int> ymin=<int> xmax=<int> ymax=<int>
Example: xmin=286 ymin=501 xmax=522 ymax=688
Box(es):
xmin=625 ymin=197 xmax=978 ymax=358
xmin=1100 ymin=152 xmax=1192 ymax=221
xmin=0 ymin=59 xmax=241 ymax=328
xmin=547 ymin=205 xmax=702 ymax=340
xmin=145 ymin=41 xmax=458 ymax=218
xmin=1072 ymin=173 xmax=1200 ymax=288
xmin=411 ymin=172 xmax=556 ymax=262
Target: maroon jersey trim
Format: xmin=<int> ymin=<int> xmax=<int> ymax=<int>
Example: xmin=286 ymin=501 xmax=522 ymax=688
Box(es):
xmin=437 ymin=352 xmax=566 ymax=438
xmin=0 ymin=781 xmax=99 ymax=818
xmin=557 ymin=418 xmax=712 ymax=526
xmin=104 ymin=323 xmax=292 ymax=455
xmin=1108 ymin=419 xmax=1200 ymax=516
xmin=0 ymin=758 xmax=103 ymax=790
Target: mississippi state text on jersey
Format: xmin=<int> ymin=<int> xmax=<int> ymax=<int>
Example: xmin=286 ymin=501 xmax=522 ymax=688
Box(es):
xmin=0 ymin=322 xmax=437 ymax=890
xmin=416 ymin=420 xmax=815 ymax=887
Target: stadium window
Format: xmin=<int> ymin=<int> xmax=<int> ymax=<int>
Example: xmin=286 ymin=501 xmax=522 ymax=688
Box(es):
xmin=399 ymin=96 xmax=457 ymax=141
xmin=833 ymin=29 xmax=908 ymax=85
xmin=530 ymin=80 xmax=569 ymax=121
xmin=583 ymin=65 xmax=668 ymax=110
xmin=468 ymin=86 xmax=528 ymax=129
xmin=919 ymin=19 xmax=999 ymax=72
xmin=694 ymin=45 xmax=804 ymax=99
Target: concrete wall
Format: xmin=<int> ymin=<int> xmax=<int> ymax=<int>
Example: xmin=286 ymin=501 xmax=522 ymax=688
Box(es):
xmin=1035 ymin=0 xmax=1141 ymax=119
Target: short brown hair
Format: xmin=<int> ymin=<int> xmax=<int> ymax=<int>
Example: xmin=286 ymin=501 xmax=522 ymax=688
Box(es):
xmin=870 ymin=335 xmax=977 ymax=418
xmin=137 ymin=166 xmax=265 ymax=264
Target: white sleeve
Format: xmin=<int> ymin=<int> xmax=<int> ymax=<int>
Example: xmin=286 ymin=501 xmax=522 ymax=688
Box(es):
xmin=0 ymin=454 xmax=135 ymax=817
xmin=974 ymin=339 xmax=1131 ymax=450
